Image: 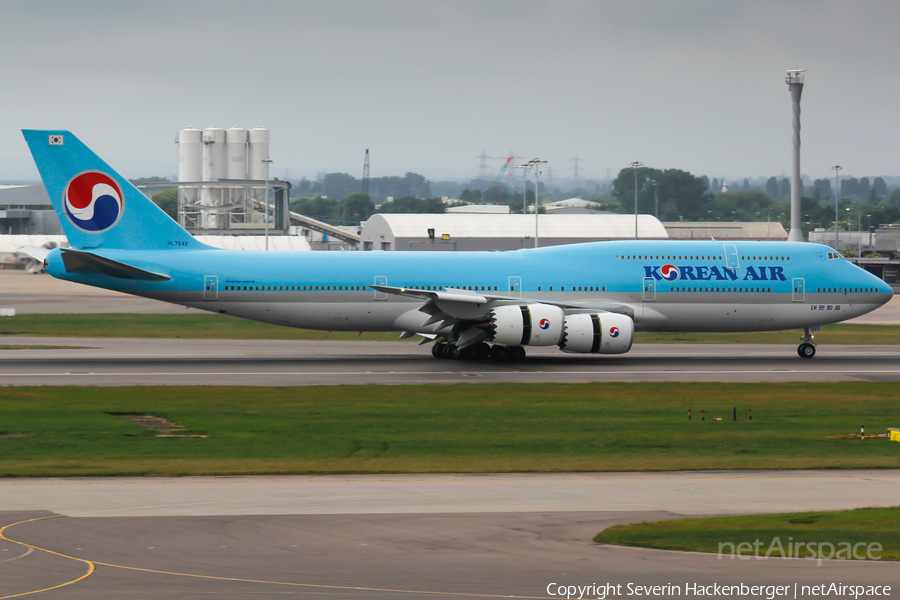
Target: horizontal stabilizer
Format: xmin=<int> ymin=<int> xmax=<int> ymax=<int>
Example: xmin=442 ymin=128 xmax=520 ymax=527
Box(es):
xmin=60 ymin=248 xmax=170 ymax=281
xmin=17 ymin=245 xmax=52 ymax=262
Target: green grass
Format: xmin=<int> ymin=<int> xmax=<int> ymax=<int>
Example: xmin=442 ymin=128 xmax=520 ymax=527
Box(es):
xmin=594 ymin=507 xmax=900 ymax=561
xmin=0 ymin=313 xmax=897 ymax=343
xmin=637 ymin=324 xmax=899 ymax=345
xmin=0 ymin=382 xmax=897 ymax=477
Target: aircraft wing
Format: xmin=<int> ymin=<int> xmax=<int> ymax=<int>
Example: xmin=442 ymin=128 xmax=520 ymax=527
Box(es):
xmin=370 ymin=285 xmax=635 ymax=332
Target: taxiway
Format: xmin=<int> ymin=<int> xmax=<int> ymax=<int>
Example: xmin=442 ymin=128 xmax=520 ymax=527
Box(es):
xmin=2 ymin=472 xmax=899 ymax=599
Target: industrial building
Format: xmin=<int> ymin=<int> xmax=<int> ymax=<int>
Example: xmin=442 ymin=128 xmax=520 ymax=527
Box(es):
xmin=542 ymin=198 xmax=606 ymax=214
xmin=663 ymin=221 xmax=788 ymax=241
xmin=808 ymin=225 xmax=900 ymax=255
xmin=171 ymin=127 xmax=289 ymax=235
xmin=0 ymin=185 xmax=61 ymax=235
xmin=359 ymin=214 xmax=668 ymax=251
xmin=808 ymin=225 xmax=900 ymax=288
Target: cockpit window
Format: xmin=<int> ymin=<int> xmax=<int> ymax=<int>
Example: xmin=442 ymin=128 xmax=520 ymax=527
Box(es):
xmin=827 ymin=252 xmax=843 ymax=260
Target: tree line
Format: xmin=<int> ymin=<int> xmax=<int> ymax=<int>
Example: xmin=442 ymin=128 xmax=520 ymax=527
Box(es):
xmin=138 ymin=169 xmax=900 ymax=235
xmin=294 ymin=172 xmax=431 ymax=203
xmin=607 ymin=168 xmax=900 ymax=235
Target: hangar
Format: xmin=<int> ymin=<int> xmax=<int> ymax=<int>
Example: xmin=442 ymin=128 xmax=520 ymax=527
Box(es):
xmin=0 ymin=185 xmax=61 ymax=236
xmin=360 ymin=213 xmax=668 ymax=251
xmin=663 ymin=221 xmax=788 ymax=241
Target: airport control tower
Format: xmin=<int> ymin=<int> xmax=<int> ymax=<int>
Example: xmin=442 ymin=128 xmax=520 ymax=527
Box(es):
xmin=786 ymin=70 xmax=805 ymax=242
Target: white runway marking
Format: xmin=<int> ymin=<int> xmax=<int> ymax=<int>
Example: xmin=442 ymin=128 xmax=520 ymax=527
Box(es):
xmin=3 ymin=368 xmax=900 ymax=378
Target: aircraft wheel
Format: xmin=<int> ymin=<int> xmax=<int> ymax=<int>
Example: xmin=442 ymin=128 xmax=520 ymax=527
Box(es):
xmin=447 ymin=345 xmax=461 ymax=359
xmin=432 ymin=343 xmax=444 ymax=359
xmin=510 ymin=346 xmax=526 ymax=361
xmin=459 ymin=346 xmax=476 ymax=360
xmin=475 ymin=342 xmax=491 ymax=360
xmin=489 ymin=345 xmax=509 ymax=361
xmin=798 ymin=343 xmax=816 ymax=359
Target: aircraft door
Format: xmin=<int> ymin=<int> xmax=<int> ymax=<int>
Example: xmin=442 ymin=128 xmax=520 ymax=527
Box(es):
xmin=724 ymin=244 xmax=740 ymax=270
xmin=374 ymin=276 xmax=387 ymax=300
xmin=508 ymin=276 xmax=522 ymax=298
xmin=792 ymin=278 xmax=805 ymax=302
xmin=642 ymin=277 xmax=656 ymax=302
xmin=203 ymin=276 xmax=218 ymax=300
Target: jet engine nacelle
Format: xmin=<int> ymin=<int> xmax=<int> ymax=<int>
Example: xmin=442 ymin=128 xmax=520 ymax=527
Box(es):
xmin=558 ymin=313 xmax=634 ymax=354
xmin=488 ymin=304 xmax=564 ymax=347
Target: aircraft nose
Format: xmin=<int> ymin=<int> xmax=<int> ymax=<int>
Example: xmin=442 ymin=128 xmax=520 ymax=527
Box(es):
xmin=871 ymin=280 xmax=894 ymax=306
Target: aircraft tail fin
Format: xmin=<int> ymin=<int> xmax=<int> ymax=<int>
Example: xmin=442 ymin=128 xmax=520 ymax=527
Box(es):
xmin=22 ymin=130 xmax=204 ymax=251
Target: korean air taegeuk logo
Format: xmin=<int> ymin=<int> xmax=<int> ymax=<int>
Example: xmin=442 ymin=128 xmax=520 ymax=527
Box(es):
xmin=63 ymin=171 xmax=123 ymax=233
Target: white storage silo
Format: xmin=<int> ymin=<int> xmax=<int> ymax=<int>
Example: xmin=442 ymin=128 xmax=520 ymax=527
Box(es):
xmin=178 ymin=128 xmax=202 ymax=183
xmin=248 ymin=128 xmax=270 ymax=225
xmin=201 ymin=126 xmax=227 ymax=181
xmin=177 ymin=128 xmax=202 ymax=226
xmin=201 ymin=127 xmax=226 ymax=228
xmin=225 ymin=127 xmax=248 ymax=224
xmin=225 ymin=127 xmax=248 ymax=180
xmin=248 ymin=127 xmax=269 ymax=180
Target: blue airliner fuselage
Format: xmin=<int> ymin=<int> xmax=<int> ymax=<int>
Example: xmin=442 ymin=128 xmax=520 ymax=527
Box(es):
xmin=22 ymin=130 xmax=893 ymax=360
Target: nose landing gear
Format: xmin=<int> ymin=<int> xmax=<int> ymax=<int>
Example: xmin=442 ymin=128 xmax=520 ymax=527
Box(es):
xmin=798 ymin=327 xmax=817 ymax=358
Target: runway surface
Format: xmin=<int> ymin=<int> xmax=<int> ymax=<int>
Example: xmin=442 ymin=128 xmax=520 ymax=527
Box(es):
xmin=2 ymin=472 xmax=899 ymax=599
xmin=2 ymin=337 xmax=900 ymax=385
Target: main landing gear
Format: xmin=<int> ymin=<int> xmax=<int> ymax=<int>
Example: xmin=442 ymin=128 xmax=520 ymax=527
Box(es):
xmin=431 ymin=342 xmax=526 ymax=362
xmin=798 ymin=327 xmax=817 ymax=359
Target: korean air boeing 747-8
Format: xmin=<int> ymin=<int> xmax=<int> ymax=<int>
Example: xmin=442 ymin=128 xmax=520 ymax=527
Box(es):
xmin=19 ymin=130 xmax=893 ymax=360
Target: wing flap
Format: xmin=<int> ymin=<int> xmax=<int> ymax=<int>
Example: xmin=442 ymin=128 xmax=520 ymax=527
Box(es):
xmin=371 ymin=284 xmax=636 ymax=320
xmin=370 ymin=285 xmax=488 ymax=304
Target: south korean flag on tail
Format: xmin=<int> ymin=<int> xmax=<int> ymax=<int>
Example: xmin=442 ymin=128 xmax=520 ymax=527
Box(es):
xmin=48 ymin=135 xmax=64 ymax=145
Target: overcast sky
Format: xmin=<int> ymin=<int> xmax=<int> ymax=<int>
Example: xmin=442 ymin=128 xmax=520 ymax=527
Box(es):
xmin=1 ymin=0 xmax=898 ymax=184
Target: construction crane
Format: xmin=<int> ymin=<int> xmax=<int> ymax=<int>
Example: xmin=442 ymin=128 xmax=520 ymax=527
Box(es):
xmin=488 ymin=157 xmax=512 ymax=191
xmin=480 ymin=156 xmax=515 ymax=205
xmin=480 ymin=156 xmax=531 ymax=212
